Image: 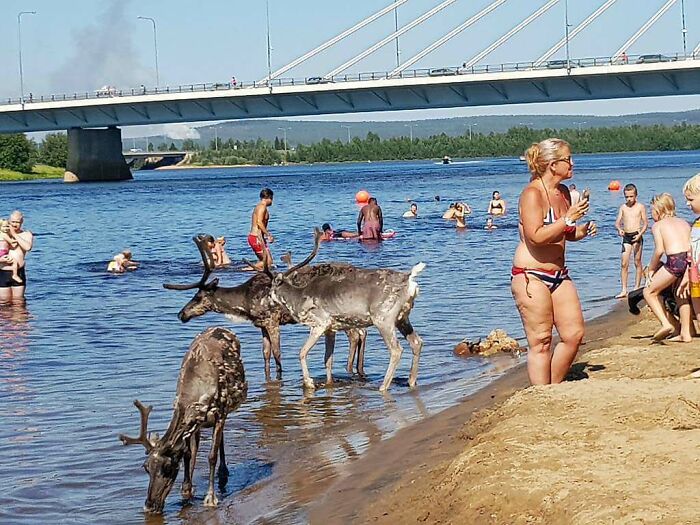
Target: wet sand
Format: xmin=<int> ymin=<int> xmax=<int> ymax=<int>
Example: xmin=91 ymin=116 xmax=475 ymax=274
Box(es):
xmin=310 ymin=307 xmax=700 ymax=524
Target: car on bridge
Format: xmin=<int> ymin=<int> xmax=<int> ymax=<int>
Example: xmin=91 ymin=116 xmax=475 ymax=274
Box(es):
xmin=305 ymin=77 xmax=334 ymax=85
xmin=544 ymin=60 xmax=578 ymax=70
xmin=635 ymin=54 xmax=675 ymax=64
xmin=428 ymin=68 xmax=458 ymax=77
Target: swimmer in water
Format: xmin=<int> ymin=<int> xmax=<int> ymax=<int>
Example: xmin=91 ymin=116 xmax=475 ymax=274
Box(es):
xmin=485 ymin=217 xmax=498 ymax=230
xmin=321 ymin=223 xmax=359 ymax=241
xmin=107 ymin=249 xmax=139 ymax=273
xmin=402 ymin=203 xmax=418 ymax=218
xmin=455 ymin=203 xmax=469 ymax=229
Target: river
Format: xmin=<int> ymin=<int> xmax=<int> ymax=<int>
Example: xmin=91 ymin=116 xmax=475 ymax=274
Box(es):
xmin=1 ymin=150 xmax=699 ymax=524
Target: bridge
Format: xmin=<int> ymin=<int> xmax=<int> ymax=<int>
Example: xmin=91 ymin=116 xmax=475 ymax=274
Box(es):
xmin=1 ymin=0 xmax=698 ymax=182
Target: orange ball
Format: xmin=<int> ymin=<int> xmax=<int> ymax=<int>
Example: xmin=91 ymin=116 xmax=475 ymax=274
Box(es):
xmin=608 ymin=180 xmax=621 ymax=191
xmin=355 ymin=190 xmax=370 ymax=204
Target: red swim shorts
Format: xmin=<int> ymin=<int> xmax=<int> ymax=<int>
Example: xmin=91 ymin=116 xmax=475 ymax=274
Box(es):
xmin=247 ymin=234 xmax=266 ymax=255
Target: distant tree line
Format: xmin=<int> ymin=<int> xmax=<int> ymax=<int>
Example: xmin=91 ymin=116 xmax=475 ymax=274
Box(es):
xmin=0 ymin=133 xmax=68 ymax=173
xmin=187 ymin=123 xmax=700 ymax=166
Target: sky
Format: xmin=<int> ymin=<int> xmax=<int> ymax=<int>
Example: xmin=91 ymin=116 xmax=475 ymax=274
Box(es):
xmin=1 ymin=0 xmax=700 ymax=137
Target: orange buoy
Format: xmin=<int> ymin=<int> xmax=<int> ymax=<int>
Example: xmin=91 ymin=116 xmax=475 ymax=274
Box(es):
xmin=355 ymin=190 xmax=370 ymax=204
xmin=608 ymin=180 xmax=621 ymax=191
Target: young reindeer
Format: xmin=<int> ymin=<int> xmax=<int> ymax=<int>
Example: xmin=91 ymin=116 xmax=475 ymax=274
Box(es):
xmin=164 ymin=235 xmax=367 ymax=381
xmin=267 ymin=229 xmax=425 ymax=392
xmin=119 ymin=327 xmax=247 ymax=514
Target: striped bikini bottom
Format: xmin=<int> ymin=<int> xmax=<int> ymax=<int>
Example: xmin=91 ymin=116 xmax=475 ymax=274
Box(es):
xmin=511 ymin=266 xmax=570 ymax=295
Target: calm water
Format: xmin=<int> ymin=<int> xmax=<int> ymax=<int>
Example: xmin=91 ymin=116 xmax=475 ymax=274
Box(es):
xmin=2 ymin=151 xmax=700 ymax=524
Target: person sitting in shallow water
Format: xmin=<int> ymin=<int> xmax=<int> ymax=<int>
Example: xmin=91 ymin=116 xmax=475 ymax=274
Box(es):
xmin=485 ymin=217 xmax=498 ymax=230
xmin=321 ymin=223 xmax=359 ymax=241
xmin=107 ymin=249 xmax=139 ymax=273
xmin=203 ymin=234 xmax=231 ymax=267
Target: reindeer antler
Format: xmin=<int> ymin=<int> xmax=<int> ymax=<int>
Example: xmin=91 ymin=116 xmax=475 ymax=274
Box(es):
xmin=284 ymin=228 xmax=322 ymax=275
xmin=119 ymin=399 xmax=155 ymax=452
xmin=164 ymin=235 xmax=216 ymax=291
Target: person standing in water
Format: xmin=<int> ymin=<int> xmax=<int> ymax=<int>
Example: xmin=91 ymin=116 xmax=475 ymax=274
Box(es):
xmin=248 ymin=188 xmax=274 ymax=270
xmin=357 ymin=197 xmax=383 ymax=241
xmin=511 ymin=138 xmax=595 ymax=385
xmin=488 ymin=191 xmax=507 ymax=216
xmin=614 ymin=183 xmax=648 ymax=299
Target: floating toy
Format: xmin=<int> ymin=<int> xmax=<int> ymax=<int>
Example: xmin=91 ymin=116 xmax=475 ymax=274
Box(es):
xmin=355 ymin=190 xmax=370 ymax=204
xmin=608 ymin=180 xmax=621 ymax=191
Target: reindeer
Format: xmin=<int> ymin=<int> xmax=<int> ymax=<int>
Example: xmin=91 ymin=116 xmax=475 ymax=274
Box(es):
xmin=267 ymin=229 xmax=425 ymax=392
xmin=164 ymin=235 xmax=366 ymax=382
xmin=119 ymin=327 xmax=247 ymax=514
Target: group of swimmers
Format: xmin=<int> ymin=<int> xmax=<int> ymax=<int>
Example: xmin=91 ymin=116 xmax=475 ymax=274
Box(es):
xmin=402 ymin=190 xmax=506 ymax=230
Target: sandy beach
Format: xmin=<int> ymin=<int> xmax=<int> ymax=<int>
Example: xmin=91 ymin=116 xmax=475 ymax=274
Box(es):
xmin=311 ymin=308 xmax=700 ymax=524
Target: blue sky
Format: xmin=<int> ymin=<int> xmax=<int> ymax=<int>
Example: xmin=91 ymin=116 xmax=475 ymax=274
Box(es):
xmin=1 ymin=0 xmax=699 ymax=127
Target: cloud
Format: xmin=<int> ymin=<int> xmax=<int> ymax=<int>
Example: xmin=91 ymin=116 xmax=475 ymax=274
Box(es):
xmin=163 ymin=124 xmax=201 ymax=140
xmin=49 ymin=0 xmax=151 ymax=93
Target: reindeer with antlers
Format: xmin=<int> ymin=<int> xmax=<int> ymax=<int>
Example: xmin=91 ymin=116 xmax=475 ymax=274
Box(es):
xmin=164 ymin=235 xmax=367 ymax=382
xmin=119 ymin=327 xmax=247 ymax=514
xmin=265 ymin=229 xmax=426 ymax=392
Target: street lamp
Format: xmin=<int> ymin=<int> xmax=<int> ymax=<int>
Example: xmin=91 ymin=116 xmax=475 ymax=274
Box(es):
xmin=564 ymin=0 xmax=571 ymax=71
xmin=17 ymin=11 xmax=36 ymax=107
xmin=467 ymin=123 xmax=477 ymax=140
xmin=394 ymin=0 xmax=401 ymax=68
xmin=405 ymin=123 xmax=418 ymax=142
xmin=266 ymin=0 xmax=273 ymax=85
xmin=278 ymin=127 xmax=291 ymax=162
xmin=138 ymin=16 xmax=160 ymax=87
xmin=214 ymin=125 xmax=219 ymax=151
xmin=341 ymin=125 xmax=352 ymax=144
xmin=681 ymin=0 xmax=688 ymax=57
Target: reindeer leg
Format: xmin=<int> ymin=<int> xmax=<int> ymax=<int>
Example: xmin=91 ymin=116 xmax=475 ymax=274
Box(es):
xmin=300 ymin=326 xmax=327 ymax=391
xmin=398 ymin=319 xmax=422 ymax=388
xmin=357 ymin=329 xmax=367 ymax=378
xmin=181 ymin=432 xmax=199 ymax=500
xmin=324 ymin=331 xmax=336 ymax=385
xmin=346 ymin=330 xmax=357 ymax=374
xmin=268 ymin=325 xmax=283 ymax=380
xmin=261 ymin=327 xmax=272 ymax=381
xmin=377 ymin=323 xmax=404 ymax=392
xmin=217 ymin=422 xmax=229 ymax=489
xmin=204 ymin=419 xmax=225 ymax=507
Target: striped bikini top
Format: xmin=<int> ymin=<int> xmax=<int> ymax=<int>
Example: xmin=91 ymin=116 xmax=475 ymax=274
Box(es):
xmin=543 ymin=206 xmax=558 ymax=225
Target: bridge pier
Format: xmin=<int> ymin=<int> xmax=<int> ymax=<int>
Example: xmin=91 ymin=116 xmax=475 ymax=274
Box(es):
xmin=64 ymin=127 xmax=132 ymax=183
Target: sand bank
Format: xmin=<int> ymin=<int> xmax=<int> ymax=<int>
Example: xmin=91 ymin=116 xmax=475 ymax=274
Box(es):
xmin=311 ymin=310 xmax=700 ymax=524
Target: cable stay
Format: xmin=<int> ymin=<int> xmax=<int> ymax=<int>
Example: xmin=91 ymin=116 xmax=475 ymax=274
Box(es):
xmin=258 ymin=0 xmax=408 ymax=83
xmin=534 ymin=0 xmax=618 ymax=66
xmin=389 ymin=0 xmax=509 ymax=77
xmin=323 ymin=0 xmax=457 ymax=79
xmin=613 ymin=0 xmax=678 ymax=59
xmin=462 ymin=0 xmax=559 ymax=69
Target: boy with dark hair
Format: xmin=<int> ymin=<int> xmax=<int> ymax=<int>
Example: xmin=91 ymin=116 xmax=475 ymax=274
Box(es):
xmin=248 ymin=188 xmax=274 ymax=270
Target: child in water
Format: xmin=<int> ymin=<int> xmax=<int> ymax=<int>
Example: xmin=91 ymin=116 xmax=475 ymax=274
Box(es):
xmin=643 ymin=193 xmax=692 ymax=342
xmin=107 ymin=249 xmax=139 ymax=273
xmin=0 ymin=219 xmax=21 ymax=284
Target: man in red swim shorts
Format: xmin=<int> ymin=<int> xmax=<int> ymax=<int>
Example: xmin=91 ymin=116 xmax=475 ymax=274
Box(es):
xmin=248 ymin=188 xmax=274 ymax=271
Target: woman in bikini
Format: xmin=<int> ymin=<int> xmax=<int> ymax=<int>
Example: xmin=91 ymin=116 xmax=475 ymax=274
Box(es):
xmin=488 ymin=191 xmax=507 ymax=216
xmin=511 ymin=138 xmax=596 ymax=385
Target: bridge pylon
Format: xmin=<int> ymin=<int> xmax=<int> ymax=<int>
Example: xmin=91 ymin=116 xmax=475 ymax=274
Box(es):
xmin=63 ymin=126 xmax=132 ymax=183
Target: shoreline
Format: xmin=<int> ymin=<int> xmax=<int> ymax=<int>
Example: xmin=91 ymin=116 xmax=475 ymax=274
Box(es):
xmin=310 ymin=306 xmax=700 ymax=524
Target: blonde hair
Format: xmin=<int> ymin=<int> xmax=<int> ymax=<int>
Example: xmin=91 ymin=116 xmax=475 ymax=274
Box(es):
xmin=683 ymin=173 xmax=700 ymax=196
xmin=650 ymin=193 xmax=676 ymax=219
xmin=525 ymin=138 xmax=570 ymax=180
xmin=0 ymin=219 xmax=7 ymax=231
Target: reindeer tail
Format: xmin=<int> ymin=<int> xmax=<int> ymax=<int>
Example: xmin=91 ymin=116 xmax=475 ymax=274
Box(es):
xmin=408 ymin=262 xmax=426 ymax=297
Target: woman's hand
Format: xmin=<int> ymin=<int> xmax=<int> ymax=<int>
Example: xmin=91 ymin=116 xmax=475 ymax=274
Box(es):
xmin=565 ymin=198 xmax=589 ymax=222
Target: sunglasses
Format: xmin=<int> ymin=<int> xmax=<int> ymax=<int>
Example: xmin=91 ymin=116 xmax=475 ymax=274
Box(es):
xmin=554 ymin=156 xmax=573 ymax=166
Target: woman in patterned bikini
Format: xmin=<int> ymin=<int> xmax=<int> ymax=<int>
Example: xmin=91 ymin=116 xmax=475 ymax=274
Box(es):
xmin=511 ymin=138 xmax=596 ymax=385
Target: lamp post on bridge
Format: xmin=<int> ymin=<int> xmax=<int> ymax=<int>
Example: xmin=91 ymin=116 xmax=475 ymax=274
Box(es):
xmin=266 ymin=0 xmax=273 ymax=86
xmin=681 ymin=0 xmax=688 ymax=57
xmin=137 ymin=16 xmax=160 ymax=87
xmin=394 ymin=0 xmax=401 ymax=68
xmin=564 ymin=0 xmax=571 ymax=71
xmin=17 ymin=11 xmax=36 ymax=108
xmin=341 ymin=125 xmax=352 ymax=144
xmin=405 ymin=123 xmax=418 ymax=142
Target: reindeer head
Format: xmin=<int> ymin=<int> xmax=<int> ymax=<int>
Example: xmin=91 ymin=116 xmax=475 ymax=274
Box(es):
xmin=119 ymin=400 xmax=181 ymax=515
xmin=164 ymin=235 xmax=220 ymax=323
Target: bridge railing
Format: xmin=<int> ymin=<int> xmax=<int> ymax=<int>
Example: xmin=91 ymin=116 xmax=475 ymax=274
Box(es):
xmin=2 ymin=51 xmax=696 ymax=107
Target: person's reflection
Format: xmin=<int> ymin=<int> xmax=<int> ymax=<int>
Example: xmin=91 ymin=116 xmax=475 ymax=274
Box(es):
xmin=0 ymin=303 xmax=31 ymax=358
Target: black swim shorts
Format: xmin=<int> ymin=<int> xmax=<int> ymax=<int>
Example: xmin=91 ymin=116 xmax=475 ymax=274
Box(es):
xmin=0 ymin=267 xmax=26 ymax=287
xmin=622 ymin=232 xmax=642 ymax=249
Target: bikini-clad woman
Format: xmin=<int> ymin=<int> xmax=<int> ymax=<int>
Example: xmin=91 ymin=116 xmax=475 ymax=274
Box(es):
xmin=511 ymin=138 xmax=596 ymax=385
xmin=488 ymin=191 xmax=507 ymax=215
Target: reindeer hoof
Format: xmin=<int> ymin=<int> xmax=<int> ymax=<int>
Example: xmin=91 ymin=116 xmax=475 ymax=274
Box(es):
xmin=181 ymin=484 xmax=194 ymax=500
xmin=203 ymin=492 xmax=219 ymax=507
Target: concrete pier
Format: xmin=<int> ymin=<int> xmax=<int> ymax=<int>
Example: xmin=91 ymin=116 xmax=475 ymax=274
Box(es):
xmin=64 ymin=127 xmax=132 ymax=183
